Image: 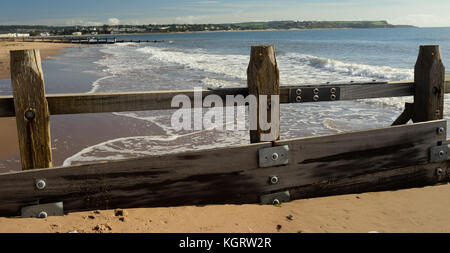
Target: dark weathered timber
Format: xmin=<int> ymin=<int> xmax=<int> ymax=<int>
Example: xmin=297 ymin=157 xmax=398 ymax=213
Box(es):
xmin=10 ymin=49 xmax=53 ymax=170
xmin=247 ymin=45 xmax=280 ymax=143
xmin=412 ymin=45 xmax=445 ymax=122
xmin=0 ymin=120 xmax=445 ymax=216
xmin=289 ymin=161 xmax=450 ymax=199
xmin=1 ymin=81 xmax=450 ymax=117
xmin=392 ymin=102 xmax=414 ymax=126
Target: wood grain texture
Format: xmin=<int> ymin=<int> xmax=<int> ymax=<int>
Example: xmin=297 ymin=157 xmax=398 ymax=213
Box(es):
xmin=247 ymin=45 xmax=280 ymax=143
xmin=0 ymin=120 xmax=445 ymax=216
xmin=413 ymin=45 xmax=445 ymax=122
xmin=10 ymin=49 xmax=52 ymax=170
xmin=1 ymin=81 xmax=450 ymax=117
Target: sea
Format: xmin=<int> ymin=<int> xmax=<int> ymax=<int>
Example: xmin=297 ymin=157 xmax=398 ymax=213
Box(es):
xmin=1 ymin=27 xmax=450 ymax=168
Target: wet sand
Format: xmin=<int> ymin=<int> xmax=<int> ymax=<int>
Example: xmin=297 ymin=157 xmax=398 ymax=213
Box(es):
xmin=0 ymin=113 xmax=163 ymax=172
xmin=0 ymin=41 xmax=75 ymax=166
xmin=0 ymin=41 xmax=73 ymax=80
xmin=1 ymin=41 xmax=450 ymax=233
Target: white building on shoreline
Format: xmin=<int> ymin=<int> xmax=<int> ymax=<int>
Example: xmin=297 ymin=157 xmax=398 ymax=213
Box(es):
xmin=0 ymin=33 xmax=30 ymax=38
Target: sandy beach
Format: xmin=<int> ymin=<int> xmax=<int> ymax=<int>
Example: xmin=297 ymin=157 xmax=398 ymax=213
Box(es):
xmin=0 ymin=41 xmax=73 ymax=80
xmin=0 ymin=42 xmax=74 ymax=165
xmin=1 ymin=40 xmax=450 ymax=234
xmin=1 ymin=184 xmax=450 ymax=233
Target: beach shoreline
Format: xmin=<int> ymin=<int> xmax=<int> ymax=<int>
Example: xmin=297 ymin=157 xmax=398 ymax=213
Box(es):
xmin=0 ymin=42 xmax=76 ymax=164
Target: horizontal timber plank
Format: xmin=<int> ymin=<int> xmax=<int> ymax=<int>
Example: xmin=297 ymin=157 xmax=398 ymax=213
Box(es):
xmin=0 ymin=120 xmax=445 ymax=216
xmin=0 ymin=80 xmax=450 ymax=117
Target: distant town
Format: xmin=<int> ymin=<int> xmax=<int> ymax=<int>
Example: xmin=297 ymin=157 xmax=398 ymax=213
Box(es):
xmin=0 ymin=21 xmax=414 ymax=38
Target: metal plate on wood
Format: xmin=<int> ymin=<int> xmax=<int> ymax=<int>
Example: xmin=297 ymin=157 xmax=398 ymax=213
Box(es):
xmin=21 ymin=202 xmax=64 ymax=218
xmin=260 ymin=191 xmax=291 ymax=205
xmin=259 ymin=145 xmax=289 ymax=168
xmin=290 ymin=87 xmax=340 ymax=103
xmin=430 ymin=145 xmax=450 ymax=163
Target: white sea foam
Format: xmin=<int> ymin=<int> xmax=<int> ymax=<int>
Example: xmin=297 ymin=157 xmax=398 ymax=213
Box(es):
xmin=88 ymin=75 xmax=115 ymax=93
xmin=64 ymin=42 xmax=420 ymax=166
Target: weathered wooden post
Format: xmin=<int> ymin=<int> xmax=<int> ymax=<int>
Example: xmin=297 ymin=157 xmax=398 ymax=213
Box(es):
xmin=412 ymin=45 xmax=445 ymax=122
xmin=10 ymin=49 xmax=53 ymax=170
xmin=392 ymin=45 xmax=445 ymax=125
xmin=247 ymin=45 xmax=280 ymax=143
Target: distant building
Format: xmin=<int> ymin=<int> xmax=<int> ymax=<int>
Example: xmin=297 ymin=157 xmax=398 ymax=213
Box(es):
xmin=0 ymin=33 xmax=30 ymax=38
xmin=40 ymin=32 xmax=51 ymax=37
xmin=72 ymin=32 xmax=82 ymax=36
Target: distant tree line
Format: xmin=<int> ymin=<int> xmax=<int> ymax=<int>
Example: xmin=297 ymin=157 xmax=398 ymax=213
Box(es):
xmin=0 ymin=21 xmax=414 ymax=36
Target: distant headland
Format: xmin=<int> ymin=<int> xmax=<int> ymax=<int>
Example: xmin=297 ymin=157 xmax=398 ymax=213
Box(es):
xmin=0 ymin=20 xmax=415 ymax=37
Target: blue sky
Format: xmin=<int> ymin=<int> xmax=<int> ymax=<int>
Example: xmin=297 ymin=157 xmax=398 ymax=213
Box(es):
xmin=1 ymin=0 xmax=450 ymax=27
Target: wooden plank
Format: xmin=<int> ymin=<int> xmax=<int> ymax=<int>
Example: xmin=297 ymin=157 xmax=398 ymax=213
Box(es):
xmin=0 ymin=120 xmax=445 ymax=216
xmin=247 ymin=45 xmax=280 ymax=143
xmin=412 ymin=45 xmax=445 ymax=122
xmin=10 ymin=49 xmax=53 ymax=170
xmin=1 ymin=80 xmax=450 ymax=117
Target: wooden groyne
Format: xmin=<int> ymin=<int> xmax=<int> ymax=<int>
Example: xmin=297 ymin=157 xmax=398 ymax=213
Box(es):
xmin=0 ymin=45 xmax=448 ymax=218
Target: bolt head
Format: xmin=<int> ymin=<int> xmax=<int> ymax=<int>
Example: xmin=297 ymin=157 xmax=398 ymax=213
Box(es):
xmin=330 ymin=88 xmax=336 ymax=94
xmin=36 ymin=179 xmax=46 ymax=190
xmin=271 ymin=153 xmax=279 ymax=161
xmin=439 ymin=150 xmax=445 ymax=157
xmin=38 ymin=211 xmax=48 ymax=219
xmin=438 ymin=127 xmax=445 ymax=134
xmin=436 ymin=168 xmax=443 ymax=176
xmin=330 ymin=94 xmax=336 ymax=101
xmin=313 ymin=95 xmax=319 ymax=102
xmin=272 ymin=199 xmax=280 ymax=205
xmin=296 ymin=89 xmax=302 ymax=95
xmin=313 ymin=88 xmax=320 ymax=95
xmin=296 ymin=96 xmax=302 ymax=103
xmin=24 ymin=109 xmax=36 ymax=121
xmin=270 ymin=176 xmax=279 ymax=185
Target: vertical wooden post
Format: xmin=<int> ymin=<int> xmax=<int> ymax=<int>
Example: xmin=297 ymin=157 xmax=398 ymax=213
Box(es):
xmin=412 ymin=45 xmax=445 ymax=122
xmin=247 ymin=45 xmax=280 ymax=143
xmin=10 ymin=49 xmax=53 ymax=170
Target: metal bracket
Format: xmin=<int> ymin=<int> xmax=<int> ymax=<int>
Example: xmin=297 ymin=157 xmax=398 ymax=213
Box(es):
xmin=21 ymin=202 xmax=64 ymax=218
xmin=260 ymin=191 xmax=291 ymax=205
xmin=290 ymin=87 xmax=340 ymax=103
xmin=259 ymin=145 xmax=289 ymax=168
xmin=430 ymin=144 xmax=450 ymax=163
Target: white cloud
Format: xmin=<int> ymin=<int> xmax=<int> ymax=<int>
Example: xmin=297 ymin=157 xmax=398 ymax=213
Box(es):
xmin=389 ymin=14 xmax=450 ymax=27
xmin=108 ymin=18 xmax=120 ymax=25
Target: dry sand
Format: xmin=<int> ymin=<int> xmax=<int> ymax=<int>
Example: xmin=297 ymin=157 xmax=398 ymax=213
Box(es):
xmin=1 ymin=184 xmax=450 ymax=233
xmin=0 ymin=41 xmax=73 ymax=80
xmin=1 ymin=41 xmax=450 ymax=234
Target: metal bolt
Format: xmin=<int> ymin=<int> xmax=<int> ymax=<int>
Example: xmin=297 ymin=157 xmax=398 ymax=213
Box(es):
xmin=439 ymin=150 xmax=445 ymax=157
xmin=271 ymin=153 xmax=279 ymax=161
xmin=438 ymin=127 xmax=445 ymax=134
xmin=267 ymin=101 xmax=271 ymax=109
xmin=35 ymin=179 xmax=46 ymax=190
xmin=436 ymin=168 xmax=443 ymax=176
xmin=272 ymin=199 xmax=280 ymax=205
xmin=296 ymin=96 xmax=302 ymax=103
xmin=331 ymin=94 xmax=336 ymax=101
xmin=269 ymin=176 xmax=279 ymax=185
xmin=38 ymin=211 xmax=48 ymax=219
xmin=24 ymin=109 xmax=36 ymax=121
xmin=313 ymin=95 xmax=319 ymax=102
xmin=313 ymin=88 xmax=320 ymax=95
xmin=296 ymin=89 xmax=302 ymax=95
xmin=330 ymin=88 xmax=336 ymax=94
